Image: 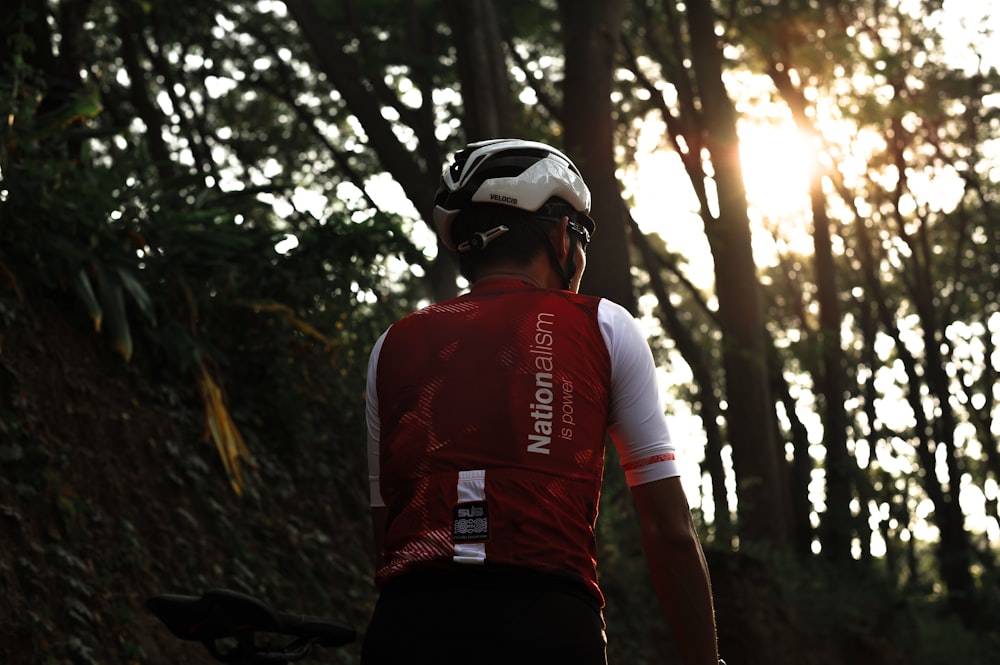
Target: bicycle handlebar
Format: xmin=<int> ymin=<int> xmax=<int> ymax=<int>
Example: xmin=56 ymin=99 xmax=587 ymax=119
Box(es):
xmin=148 ymin=588 xmax=356 ymax=664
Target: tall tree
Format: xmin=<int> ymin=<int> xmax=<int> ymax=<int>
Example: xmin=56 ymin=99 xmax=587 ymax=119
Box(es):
xmin=557 ymin=0 xmax=636 ymax=312
xmin=448 ymin=0 xmax=514 ymax=140
xmin=741 ymin=0 xmax=854 ymax=564
xmin=625 ymin=0 xmax=791 ymax=546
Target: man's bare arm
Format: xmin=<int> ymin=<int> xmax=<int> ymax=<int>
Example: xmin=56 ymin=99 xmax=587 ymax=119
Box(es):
xmin=631 ymin=476 xmax=719 ymax=665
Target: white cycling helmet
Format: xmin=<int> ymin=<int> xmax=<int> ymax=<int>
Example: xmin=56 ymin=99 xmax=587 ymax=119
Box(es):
xmin=433 ymin=138 xmax=596 ymax=251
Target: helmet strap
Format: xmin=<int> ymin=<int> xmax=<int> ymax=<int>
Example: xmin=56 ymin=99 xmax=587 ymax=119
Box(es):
xmin=542 ymin=224 xmax=578 ymax=291
xmin=563 ymin=233 xmax=580 ymax=291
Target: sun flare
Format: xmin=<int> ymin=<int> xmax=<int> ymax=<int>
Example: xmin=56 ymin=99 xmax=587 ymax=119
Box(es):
xmin=629 ymin=117 xmax=820 ymax=278
xmin=738 ymin=122 xmax=816 ymax=222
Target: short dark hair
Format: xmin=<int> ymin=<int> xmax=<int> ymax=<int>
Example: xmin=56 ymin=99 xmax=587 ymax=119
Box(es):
xmin=452 ymin=203 xmax=560 ymax=282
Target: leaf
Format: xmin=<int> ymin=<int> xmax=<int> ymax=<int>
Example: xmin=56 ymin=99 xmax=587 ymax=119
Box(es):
xmin=97 ymin=272 xmax=132 ymax=362
xmin=115 ymin=267 xmax=157 ymax=326
xmin=72 ymin=269 xmax=102 ymax=332
xmin=196 ymin=363 xmax=254 ymax=495
xmin=246 ymin=300 xmax=340 ymax=351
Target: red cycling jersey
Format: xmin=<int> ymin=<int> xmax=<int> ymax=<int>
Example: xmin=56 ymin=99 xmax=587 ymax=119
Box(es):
xmin=366 ymin=278 xmax=679 ymax=605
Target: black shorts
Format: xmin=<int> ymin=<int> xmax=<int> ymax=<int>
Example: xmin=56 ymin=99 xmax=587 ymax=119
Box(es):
xmin=361 ymin=565 xmax=607 ymax=665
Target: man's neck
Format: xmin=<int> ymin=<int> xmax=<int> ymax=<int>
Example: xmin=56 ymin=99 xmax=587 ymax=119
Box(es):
xmin=476 ymin=272 xmax=542 ymax=288
xmin=475 ymin=255 xmax=562 ymax=290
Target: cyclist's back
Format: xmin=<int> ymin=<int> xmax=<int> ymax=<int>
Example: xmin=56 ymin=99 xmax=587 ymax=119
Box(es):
xmin=362 ymin=139 xmax=721 ymax=665
xmin=372 ymin=281 xmax=613 ymax=598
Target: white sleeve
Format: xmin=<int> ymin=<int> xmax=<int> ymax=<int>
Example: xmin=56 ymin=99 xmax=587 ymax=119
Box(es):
xmin=366 ymin=328 xmax=391 ymax=508
xmin=598 ymin=299 xmax=680 ymax=486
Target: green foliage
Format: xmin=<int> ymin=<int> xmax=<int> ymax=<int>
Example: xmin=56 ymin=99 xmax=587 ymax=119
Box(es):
xmin=1 ymin=129 xmax=147 ymax=361
xmin=773 ymin=547 xmax=1000 ymax=665
xmin=0 ymin=0 xmax=421 ymax=498
xmin=0 ymin=3 xmax=409 ymax=653
xmin=908 ymin=602 xmax=1000 ymax=665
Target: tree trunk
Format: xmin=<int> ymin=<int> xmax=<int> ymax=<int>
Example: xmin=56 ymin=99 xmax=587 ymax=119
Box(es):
xmin=557 ymin=0 xmax=636 ymax=313
xmin=431 ymin=0 xmax=522 ymax=302
xmin=845 ymin=168 xmax=976 ymax=618
xmin=631 ymin=218 xmax=733 ymax=543
xmin=769 ymin=341 xmax=815 ymax=557
xmin=767 ymin=61 xmax=853 ymax=563
xmin=685 ymin=0 xmax=789 ymax=547
xmin=448 ymin=0 xmax=513 ymax=141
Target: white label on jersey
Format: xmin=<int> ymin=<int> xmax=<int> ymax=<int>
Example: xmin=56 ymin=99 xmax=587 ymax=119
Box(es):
xmin=453 ymin=470 xmax=487 ymax=563
xmin=453 ymin=501 xmax=489 ymax=543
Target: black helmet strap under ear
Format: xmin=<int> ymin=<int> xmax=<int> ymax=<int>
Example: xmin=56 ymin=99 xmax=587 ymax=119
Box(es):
xmin=540 ymin=220 xmax=578 ymax=291
xmin=564 ymin=232 xmax=580 ymax=290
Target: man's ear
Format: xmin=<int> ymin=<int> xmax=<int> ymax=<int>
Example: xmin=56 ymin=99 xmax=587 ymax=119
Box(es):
xmin=549 ymin=216 xmax=570 ymax=260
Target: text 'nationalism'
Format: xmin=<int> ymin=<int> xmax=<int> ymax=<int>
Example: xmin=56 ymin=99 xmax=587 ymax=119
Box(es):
xmin=527 ymin=312 xmax=556 ymax=455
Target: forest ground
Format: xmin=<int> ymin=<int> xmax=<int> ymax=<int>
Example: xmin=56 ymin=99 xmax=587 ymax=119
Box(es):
xmin=0 ymin=279 xmax=953 ymax=665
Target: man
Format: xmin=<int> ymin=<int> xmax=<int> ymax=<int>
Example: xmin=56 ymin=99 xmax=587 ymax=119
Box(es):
xmin=363 ymin=138 xmax=722 ymax=664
